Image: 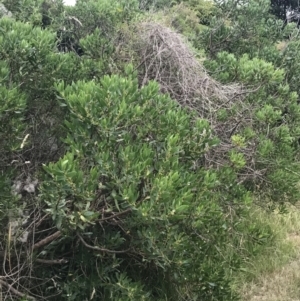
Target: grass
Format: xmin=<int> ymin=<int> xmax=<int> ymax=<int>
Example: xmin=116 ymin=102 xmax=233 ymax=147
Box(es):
xmin=233 ymin=203 xmax=300 ymax=301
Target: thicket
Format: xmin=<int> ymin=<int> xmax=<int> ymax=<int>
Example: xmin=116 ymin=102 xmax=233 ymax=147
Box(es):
xmin=1 ymin=0 xmax=300 ymax=300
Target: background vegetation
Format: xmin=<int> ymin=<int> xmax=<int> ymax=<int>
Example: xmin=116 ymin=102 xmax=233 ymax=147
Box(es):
xmin=1 ymin=0 xmax=300 ymax=300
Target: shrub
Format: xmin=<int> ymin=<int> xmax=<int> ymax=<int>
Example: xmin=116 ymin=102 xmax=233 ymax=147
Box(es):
xmin=40 ymin=71 xmax=240 ymax=300
xmin=1 ymin=1 xmax=299 ymax=300
xmin=204 ymin=52 xmax=300 ymax=202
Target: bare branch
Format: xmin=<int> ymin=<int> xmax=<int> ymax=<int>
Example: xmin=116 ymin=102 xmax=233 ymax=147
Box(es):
xmin=35 ymin=258 xmax=68 ymax=264
xmin=98 ymin=208 xmax=132 ymax=222
xmin=33 ymin=231 xmax=61 ymax=250
xmin=77 ymin=232 xmax=130 ymax=254
xmin=0 ymin=279 xmax=36 ymax=301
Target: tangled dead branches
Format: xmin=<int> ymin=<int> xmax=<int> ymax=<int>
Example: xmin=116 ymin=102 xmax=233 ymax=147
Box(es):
xmin=135 ymin=23 xmax=240 ymax=107
xmin=119 ymin=21 xmax=266 ymax=184
xmin=0 ymin=201 xmax=64 ymax=301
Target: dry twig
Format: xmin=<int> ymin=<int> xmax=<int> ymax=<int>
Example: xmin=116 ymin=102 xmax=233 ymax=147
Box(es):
xmin=0 ymin=279 xmax=36 ymax=301
xmin=77 ymin=232 xmax=130 ymax=254
xmin=33 ymin=231 xmax=61 ymax=250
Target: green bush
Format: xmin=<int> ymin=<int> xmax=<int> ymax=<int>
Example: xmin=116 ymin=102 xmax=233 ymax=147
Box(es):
xmin=198 ymin=0 xmax=283 ymax=58
xmin=204 ymin=52 xmax=300 ymax=203
xmin=0 ymin=61 xmax=27 ymax=155
xmin=167 ymin=3 xmax=206 ymax=41
xmin=176 ymin=0 xmax=218 ymax=25
xmin=68 ymin=0 xmax=139 ymax=37
xmin=2 ymin=0 xmax=65 ymax=27
xmin=278 ymin=39 xmax=300 ymax=96
xmin=40 ymin=71 xmax=244 ymax=300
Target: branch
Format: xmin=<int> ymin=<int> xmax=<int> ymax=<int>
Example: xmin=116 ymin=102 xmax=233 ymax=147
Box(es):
xmin=35 ymin=258 xmax=68 ymax=264
xmin=0 ymin=279 xmax=36 ymax=301
xmin=33 ymin=231 xmax=61 ymax=250
xmin=98 ymin=208 xmax=132 ymax=222
xmin=77 ymin=232 xmax=130 ymax=254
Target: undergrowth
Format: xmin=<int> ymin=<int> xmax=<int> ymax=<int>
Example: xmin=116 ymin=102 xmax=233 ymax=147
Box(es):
xmin=233 ymin=203 xmax=300 ymax=301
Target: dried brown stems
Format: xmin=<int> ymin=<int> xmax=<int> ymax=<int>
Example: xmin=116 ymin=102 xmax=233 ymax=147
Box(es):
xmin=0 ymin=208 xmax=63 ymax=300
xmin=121 ymin=21 xmax=265 ymax=183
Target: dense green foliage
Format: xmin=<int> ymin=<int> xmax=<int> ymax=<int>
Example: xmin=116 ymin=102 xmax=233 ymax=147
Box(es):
xmin=1 ymin=0 xmax=300 ymax=300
